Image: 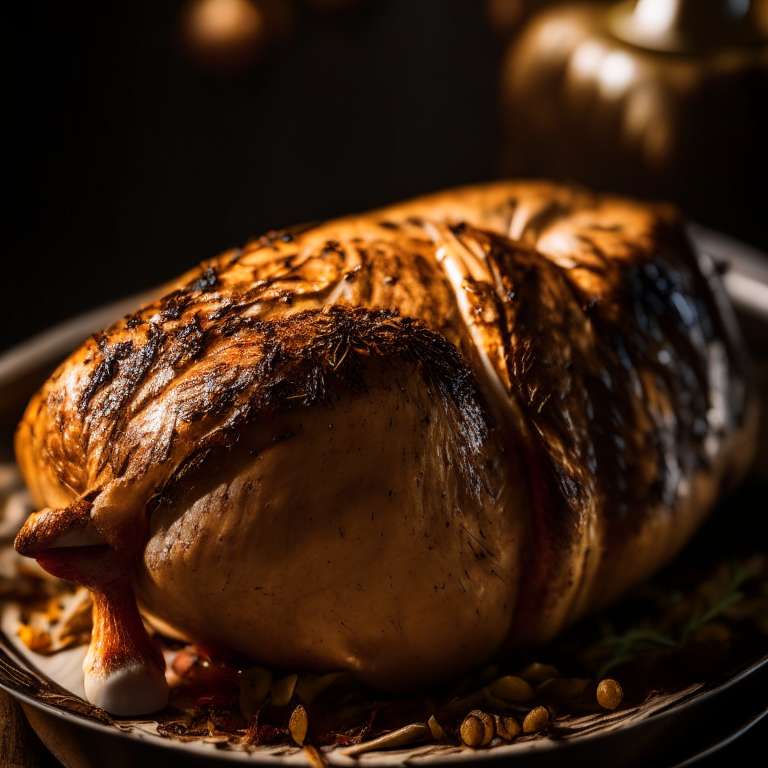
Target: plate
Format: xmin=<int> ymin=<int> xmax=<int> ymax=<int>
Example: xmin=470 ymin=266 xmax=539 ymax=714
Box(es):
xmin=1 ymin=227 xmax=767 ymax=767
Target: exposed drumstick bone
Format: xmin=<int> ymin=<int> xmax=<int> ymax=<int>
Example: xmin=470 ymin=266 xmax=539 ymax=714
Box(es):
xmin=84 ymin=580 xmax=168 ymax=715
xmin=15 ymin=501 xmax=169 ymax=715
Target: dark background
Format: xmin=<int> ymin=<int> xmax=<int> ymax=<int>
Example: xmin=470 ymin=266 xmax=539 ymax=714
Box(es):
xmin=1 ymin=3 xmax=767 ymax=764
xmin=4 ymin=0 xmax=767 ymax=354
xmin=5 ymin=0 xmax=500 ymax=353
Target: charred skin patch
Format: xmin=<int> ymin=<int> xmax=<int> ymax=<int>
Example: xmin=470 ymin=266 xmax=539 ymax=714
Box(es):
xmin=45 ymin=307 xmax=492 ymax=502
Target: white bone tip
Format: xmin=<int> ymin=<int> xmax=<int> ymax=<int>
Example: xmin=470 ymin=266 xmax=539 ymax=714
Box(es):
xmin=84 ymin=661 xmax=169 ymax=716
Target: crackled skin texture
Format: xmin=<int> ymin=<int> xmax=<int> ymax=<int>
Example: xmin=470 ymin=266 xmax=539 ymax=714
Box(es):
xmin=14 ymin=181 xmax=755 ymax=703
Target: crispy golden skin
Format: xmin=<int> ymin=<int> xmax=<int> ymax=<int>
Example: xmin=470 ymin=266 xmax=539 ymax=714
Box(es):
xmin=15 ymin=181 xmax=755 ymax=703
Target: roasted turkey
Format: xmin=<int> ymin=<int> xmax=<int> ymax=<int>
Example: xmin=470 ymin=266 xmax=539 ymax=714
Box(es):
xmin=14 ymin=181 xmax=755 ymax=715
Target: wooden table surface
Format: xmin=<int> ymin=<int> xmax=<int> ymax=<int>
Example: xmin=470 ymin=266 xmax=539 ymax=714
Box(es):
xmin=1 ymin=690 xmax=61 ymax=768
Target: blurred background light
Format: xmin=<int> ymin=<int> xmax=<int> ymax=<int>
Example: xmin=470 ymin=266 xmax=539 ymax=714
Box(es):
xmin=598 ymin=50 xmax=636 ymax=98
xmin=633 ymin=0 xmax=678 ymax=35
xmin=186 ymin=0 xmax=264 ymax=47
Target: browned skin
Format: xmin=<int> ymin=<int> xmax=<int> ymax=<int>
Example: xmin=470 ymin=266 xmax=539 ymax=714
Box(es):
xmin=14 ymin=181 xmax=754 ymax=697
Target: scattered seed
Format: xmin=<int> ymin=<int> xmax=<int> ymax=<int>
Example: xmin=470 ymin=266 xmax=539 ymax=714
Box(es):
xmin=461 ymin=710 xmax=494 ymax=747
xmin=271 ymin=673 xmax=299 ymax=706
xmin=477 ymin=663 xmax=502 ymax=685
xmin=428 ymin=715 xmax=445 ymax=741
xmin=238 ymin=666 xmax=272 ymax=721
xmin=494 ymin=714 xmax=521 ymax=741
xmin=441 ymin=691 xmax=485 ymax=719
xmin=517 ymin=663 xmax=562 ymax=682
xmin=303 ymin=744 xmax=328 ymax=767
xmin=597 ymin=679 xmax=623 ymax=710
xmin=535 ymin=677 xmax=591 ymax=700
xmin=486 ymin=675 xmax=534 ymax=702
xmin=294 ymin=672 xmax=352 ymax=704
xmin=522 ymin=706 xmax=549 ymax=733
xmin=460 ymin=715 xmax=484 ymax=748
xmin=289 ymin=705 xmax=308 ymax=746
xmin=341 ymin=723 xmax=431 ymax=756
xmin=483 ymin=688 xmax=515 ymax=711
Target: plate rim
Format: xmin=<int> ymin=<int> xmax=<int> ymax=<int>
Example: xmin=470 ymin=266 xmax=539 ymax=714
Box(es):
xmin=2 ymin=637 xmax=767 ymax=765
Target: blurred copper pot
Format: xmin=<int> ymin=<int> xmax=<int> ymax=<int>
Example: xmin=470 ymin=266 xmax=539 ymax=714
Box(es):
xmin=485 ymin=0 xmax=613 ymax=38
xmin=499 ymin=0 xmax=768 ymax=238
